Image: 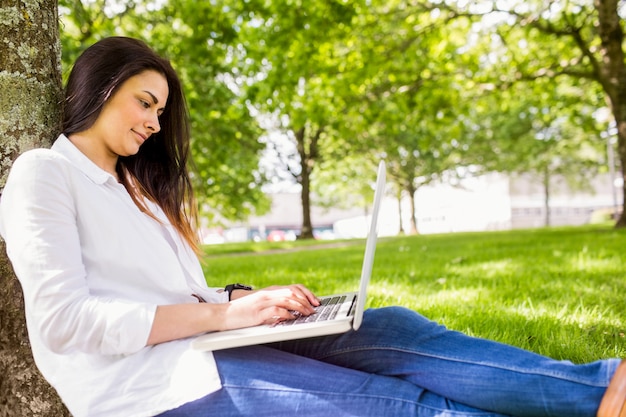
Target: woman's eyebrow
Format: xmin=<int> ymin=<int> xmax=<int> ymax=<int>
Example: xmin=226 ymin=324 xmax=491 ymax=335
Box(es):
xmin=143 ymin=90 xmax=159 ymax=104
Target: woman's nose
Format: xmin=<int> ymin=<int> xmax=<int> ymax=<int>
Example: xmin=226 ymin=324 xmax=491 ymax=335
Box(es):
xmin=146 ymin=114 xmax=161 ymax=133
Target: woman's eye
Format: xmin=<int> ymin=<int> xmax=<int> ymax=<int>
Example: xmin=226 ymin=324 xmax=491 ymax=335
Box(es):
xmin=139 ymin=99 xmax=150 ymax=108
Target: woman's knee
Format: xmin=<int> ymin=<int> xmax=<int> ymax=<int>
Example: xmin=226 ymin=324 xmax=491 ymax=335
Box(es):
xmin=360 ymin=307 xmax=448 ymax=341
xmin=363 ymin=306 xmax=434 ymax=328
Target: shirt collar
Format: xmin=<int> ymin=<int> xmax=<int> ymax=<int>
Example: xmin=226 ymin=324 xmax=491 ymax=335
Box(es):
xmin=51 ymin=134 xmax=116 ymax=185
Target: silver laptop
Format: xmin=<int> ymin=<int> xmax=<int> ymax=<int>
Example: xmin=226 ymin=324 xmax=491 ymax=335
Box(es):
xmin=192 ymin=161 xmax=386 ymax=351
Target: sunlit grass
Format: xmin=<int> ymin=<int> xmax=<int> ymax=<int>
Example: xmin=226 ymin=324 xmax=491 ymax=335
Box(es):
xmin=201 ymin=225 xmax=626 ymax=362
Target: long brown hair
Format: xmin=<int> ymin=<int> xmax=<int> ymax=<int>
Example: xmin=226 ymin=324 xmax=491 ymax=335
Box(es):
xmin=63 ymin=37 xmax=200 ymax=253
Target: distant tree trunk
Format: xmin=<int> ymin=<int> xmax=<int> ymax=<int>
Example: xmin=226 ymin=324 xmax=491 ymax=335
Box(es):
xmin=396 ymin=189 xmax=405 ymax=235
xmin=407 ymin=183 xmax=418 ymax=235
xmin=299 ymin=166 xmax=314 ymax=239
xmin=542 ymin=167 xmax=551 ymax=227
xmin=594 ymin=0 xmax=626 ymax=227
xmin=295 ymin=125 xmax=322 ymax=240
xmin=0 ymin=0 xmax=69 ymax=415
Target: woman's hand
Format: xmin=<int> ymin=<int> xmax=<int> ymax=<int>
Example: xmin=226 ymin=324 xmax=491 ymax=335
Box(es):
xmin=147 ymin=284 xmax=320 ymax=346
xmin=222 ymin=284 xmax=321 ymax=330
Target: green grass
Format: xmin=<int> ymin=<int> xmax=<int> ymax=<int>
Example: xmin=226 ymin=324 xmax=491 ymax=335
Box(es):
xmin=201 ymin=225 xmax=626 ymax=363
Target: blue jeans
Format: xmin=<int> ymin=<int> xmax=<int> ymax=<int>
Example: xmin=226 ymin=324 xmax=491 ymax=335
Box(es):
xmin=158 ymin=307 xmax=620 ymax=416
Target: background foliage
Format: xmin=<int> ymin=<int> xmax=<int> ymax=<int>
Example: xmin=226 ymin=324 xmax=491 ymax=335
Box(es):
xmin=57 ymin=0 xmax=624 ymax=234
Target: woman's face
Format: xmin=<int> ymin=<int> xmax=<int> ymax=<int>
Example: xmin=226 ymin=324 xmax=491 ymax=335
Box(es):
xmin=89 ymin=70 xmax=169 ymax=158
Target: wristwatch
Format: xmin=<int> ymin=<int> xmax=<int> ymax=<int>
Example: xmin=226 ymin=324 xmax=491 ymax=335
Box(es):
xmin=224 ymin=283 xmax=253 ymax=300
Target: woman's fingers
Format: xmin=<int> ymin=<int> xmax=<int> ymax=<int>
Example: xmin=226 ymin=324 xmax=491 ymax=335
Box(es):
xmin=261 ymin=306 xmax=301 ymax=325
xmin=264 ymin=284 xmax=320 ymax=308
xmin=286 ymin=286 xmax=317 ymax=313
xmin=259 ymin=287 xmax=315 ymax=316
xmin=225 ymin=284 xmax=320 ymax=330
xmin=291 ymin=284 xmax=321 ymax=307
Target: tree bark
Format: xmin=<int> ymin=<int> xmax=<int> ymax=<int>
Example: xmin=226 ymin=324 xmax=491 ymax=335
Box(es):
xmin=594 ymin=0 xmax=626 ymax=227
xmin=0 ymin=0 xmax=69 ymax=415
xmin=295 ymin=125 xmax=322 ymax=240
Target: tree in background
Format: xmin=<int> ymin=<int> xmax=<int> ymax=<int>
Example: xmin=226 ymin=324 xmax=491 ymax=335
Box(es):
xmin=453 ymin=0 xmax=626 ymax=226
xmin=237 ymin=0 xmax=362 ymax=238
xmin=59 ymin=0 xmax=271 ymax=228
xmin=354 ymin=4 xmax=475 ymax=234
xmin=0 ymin=0 xmax=70 ymax=414
xmin=54 ymin=0 xmax=626 ymax=236
xmin=461 ymin=72 xmax=606 ymax=227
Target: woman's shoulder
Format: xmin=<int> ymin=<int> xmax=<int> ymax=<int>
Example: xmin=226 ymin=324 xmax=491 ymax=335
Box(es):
xmin=13 ymin=146 xmax=62 ymax=164
xmin=13 ymin=135 xmax=84 ymax=169
xmin=7 ymin=141 xmax=74 ymax=184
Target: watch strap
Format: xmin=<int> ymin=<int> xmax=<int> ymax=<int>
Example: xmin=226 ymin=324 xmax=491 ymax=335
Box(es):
xmin=224 ymin=283 xmax=253 ymax=300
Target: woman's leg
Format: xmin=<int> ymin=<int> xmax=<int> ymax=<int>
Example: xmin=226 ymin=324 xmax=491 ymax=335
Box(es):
xmin=272 ymin=307 xmax=621 ymax=417
xmin=158 ymin=344 xmax=508 ymax=417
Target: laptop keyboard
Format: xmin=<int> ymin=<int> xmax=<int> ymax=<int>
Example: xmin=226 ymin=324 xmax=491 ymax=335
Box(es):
xmin=276 ymin=295 xmax=347 ymax=326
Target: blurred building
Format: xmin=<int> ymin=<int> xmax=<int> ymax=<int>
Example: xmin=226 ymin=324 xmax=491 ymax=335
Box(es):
xmin=202 ymin=172 xmax=622 ymax=243
xmin=409 ymin=172 xmax=621 ymax=234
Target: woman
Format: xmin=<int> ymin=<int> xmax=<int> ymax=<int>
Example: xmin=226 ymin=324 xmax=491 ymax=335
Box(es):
xmin=0 ymin=36 xmax=624 ymax=417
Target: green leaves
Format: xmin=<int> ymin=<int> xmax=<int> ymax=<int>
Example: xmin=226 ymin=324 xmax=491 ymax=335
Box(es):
xmin=59 ymin=0 xmax=625 ymax=229
xmin=59 ymin=0 xmax=269 ymax=223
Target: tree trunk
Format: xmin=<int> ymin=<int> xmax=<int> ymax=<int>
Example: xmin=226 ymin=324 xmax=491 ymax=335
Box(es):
xmin=407 ymin=183 xmax=418 ymax=235
xmin=295 ymin=125 xmax=322 ymax=240
xmin=542 ymin=167 xmax=551 ymax=227
xmin=0 ymin=0 xmax=69 ymax=415
xmin=594 ymin=0 xmax=626 ymax=227
xmin=299 ymin=164 xmax=314 ymax=239
xmin=396 ymin=189 xmax=405 ymax=235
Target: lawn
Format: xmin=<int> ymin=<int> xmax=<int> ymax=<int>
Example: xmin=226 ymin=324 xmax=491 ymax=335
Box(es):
xmin=201 ymin=224 xmax=626 ymax=363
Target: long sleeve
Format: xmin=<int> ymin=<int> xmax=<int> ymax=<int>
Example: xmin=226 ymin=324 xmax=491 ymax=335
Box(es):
xmin=0 ymin=149 xmax=155 ymax=355
xmin=0 ymin=135 xmax=223 ymax=417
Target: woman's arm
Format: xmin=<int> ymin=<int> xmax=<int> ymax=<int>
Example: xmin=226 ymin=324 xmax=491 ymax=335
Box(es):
xmin=147 ymin=284 xmax=320 ymax=345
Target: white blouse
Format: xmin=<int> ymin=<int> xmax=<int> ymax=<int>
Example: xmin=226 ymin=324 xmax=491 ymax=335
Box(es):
xmin=0 ymin=135 xmax=227 ymax=417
